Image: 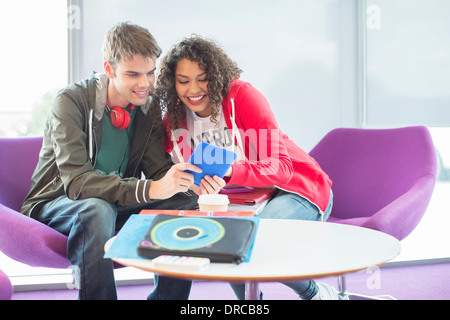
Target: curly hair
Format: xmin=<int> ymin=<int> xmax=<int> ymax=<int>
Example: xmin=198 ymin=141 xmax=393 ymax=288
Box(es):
xmin=152 ymin=35 xmax=242 ymax=130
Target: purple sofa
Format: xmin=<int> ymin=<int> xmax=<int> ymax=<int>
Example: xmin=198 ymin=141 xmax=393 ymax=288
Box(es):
xmin=0 ymin=269 xmax=12 ymax=300
xmin=0 ymin=137 xmax=69 ymax=268
xmin=309 ymin=126 xmax=437 ymax=299
xmin=309 ymin=126 xmax=437 ymax=241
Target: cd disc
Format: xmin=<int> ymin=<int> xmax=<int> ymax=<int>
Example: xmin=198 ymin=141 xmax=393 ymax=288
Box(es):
xmin=150 ymin=217 xmax=225 ymax=250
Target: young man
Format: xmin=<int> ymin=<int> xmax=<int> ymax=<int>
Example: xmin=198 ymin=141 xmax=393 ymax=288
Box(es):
xmin=21 ymin=22 xmax=223 ymax=300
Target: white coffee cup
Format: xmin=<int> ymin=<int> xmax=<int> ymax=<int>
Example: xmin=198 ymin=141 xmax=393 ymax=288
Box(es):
xmin=198 ymin=194 xmax=230 ymax=212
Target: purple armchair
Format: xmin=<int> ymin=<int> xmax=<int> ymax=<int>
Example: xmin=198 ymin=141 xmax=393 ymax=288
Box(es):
xmin=0 ymin=137 xmax=69 ymax=269
xmin=0 ymin=269 xmax=12 ymax=300
xmin=309 ymin=126 xmax=437 ymax=299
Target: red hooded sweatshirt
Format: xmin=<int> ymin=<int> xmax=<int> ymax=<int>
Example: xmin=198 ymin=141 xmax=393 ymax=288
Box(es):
xmin=164 ymin=79 xmax=332 ymax=213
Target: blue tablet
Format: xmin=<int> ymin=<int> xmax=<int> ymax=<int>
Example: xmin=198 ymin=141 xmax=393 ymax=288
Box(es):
xmin=186 ymin=142 xmax=237 ymax=187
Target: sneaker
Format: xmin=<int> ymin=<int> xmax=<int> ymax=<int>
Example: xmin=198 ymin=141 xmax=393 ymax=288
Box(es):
xmin=311 ymin=283 xmax=348 ymax=300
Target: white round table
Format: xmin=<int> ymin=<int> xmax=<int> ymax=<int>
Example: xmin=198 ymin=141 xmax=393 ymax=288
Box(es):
xmin=105 ymin=219 xmax=400 ymax=300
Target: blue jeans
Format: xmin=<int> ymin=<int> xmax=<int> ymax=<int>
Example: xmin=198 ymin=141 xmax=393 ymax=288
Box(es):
xmin=229 ymin=190 xmax=333 ymax=300
xmin=36 ymin=191 xmax=197 ymax=300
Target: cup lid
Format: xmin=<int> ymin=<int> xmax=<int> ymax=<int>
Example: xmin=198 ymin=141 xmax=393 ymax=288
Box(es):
xmin=198 ymin=194 xmax=230 ymax=205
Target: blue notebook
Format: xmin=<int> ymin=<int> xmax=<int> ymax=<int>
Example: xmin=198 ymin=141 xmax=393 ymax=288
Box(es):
xmin=104 ymin=214 xmax=259 ymax=263
xmin=186 ymin=142 xmax=237 ymax=186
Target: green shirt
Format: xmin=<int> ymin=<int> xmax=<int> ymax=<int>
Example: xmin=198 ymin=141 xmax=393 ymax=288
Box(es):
xmin=95 ymin=107 xmax=136 ymax=177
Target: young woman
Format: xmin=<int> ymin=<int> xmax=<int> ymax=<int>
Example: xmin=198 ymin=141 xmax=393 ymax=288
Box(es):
xmin=152 ymin=35 xmax=341 ymax=300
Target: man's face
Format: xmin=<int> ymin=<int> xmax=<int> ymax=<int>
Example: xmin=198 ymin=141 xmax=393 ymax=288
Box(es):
xmin=104 ymin=54 xmax=156 ymax=107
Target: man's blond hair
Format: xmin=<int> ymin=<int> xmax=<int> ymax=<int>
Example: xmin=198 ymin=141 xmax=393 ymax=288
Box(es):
xmin=103 ymin=22 xmax=162 ymax=71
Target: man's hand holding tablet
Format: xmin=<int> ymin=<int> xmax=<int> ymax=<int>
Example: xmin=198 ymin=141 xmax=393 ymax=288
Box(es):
xmin=149 ymin=163 xmax=203 ymax=200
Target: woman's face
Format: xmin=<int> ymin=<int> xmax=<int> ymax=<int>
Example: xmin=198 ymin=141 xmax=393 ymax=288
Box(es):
xmin=175 ymin=58 xmax=211 ymax=117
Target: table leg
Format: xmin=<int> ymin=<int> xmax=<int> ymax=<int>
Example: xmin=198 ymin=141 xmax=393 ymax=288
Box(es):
xmin=245 ymin=281 xmax=260 ymax=300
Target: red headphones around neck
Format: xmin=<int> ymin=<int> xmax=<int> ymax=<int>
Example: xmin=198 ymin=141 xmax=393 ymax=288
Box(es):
xmin=106 ymin=101 xmax=135 ymax=130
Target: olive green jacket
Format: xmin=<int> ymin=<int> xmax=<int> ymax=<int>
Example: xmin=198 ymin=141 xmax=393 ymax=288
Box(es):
xmin=21 ymin=73 xmax=173 ymax=217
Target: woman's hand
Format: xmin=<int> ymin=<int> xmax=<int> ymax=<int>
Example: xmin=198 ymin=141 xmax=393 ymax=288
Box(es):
xmin=197 ymin=175 xmax=226 ymax=195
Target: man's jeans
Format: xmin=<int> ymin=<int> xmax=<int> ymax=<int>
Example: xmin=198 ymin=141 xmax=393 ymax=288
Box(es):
xmin=36 ymin=191 xmax=197 ymax=300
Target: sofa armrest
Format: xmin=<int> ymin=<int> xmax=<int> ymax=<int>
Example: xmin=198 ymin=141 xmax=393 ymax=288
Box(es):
xmin=0 ymin=203 xmax=69 ymax=268
xmin=360 ymin=175 xmax=436 ymax=240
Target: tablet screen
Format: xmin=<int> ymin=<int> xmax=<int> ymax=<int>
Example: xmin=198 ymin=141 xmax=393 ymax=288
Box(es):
xmin=186 ymin=142 xmax=237 ymax=186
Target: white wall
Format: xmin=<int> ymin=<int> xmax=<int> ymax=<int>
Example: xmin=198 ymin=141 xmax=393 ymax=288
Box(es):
xmin=69 ymin=0 xmax=360 ymax=151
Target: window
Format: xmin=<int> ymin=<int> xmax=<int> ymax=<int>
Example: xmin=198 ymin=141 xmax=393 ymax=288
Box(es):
xmin=362 ymin=0 xmax=450 ymax=261
xmin=0 ymin=0 xmax=69 ymax=286
xmin=0 ymin=0 xmax=68 ymax=137
xmin=363 ymin=0 xmax=450 ymax=126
